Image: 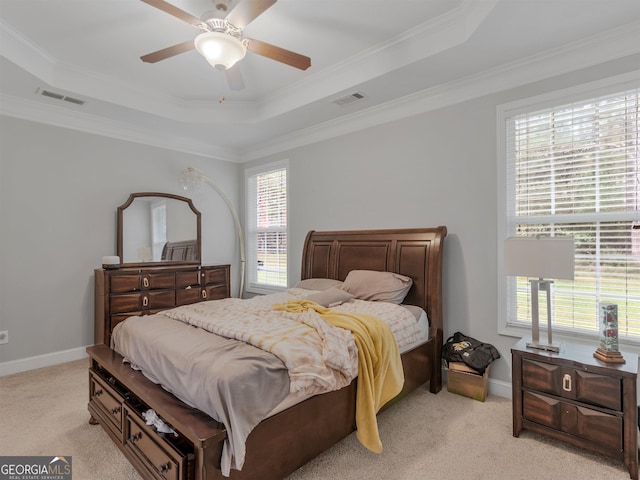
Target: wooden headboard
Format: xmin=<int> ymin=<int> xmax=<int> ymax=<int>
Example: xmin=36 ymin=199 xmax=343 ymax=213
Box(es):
xmin=161 ymin=239 xmax=198 ymax=261
xmin=301 ymin=227 xmax=447 ymax=339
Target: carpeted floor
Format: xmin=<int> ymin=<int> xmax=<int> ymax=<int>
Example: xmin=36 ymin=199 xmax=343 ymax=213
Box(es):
xmin=0 ymin=358 xmax=631 ymax=479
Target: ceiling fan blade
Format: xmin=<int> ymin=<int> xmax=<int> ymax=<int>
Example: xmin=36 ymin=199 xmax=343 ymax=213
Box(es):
xmin=139 ymin=0 xmax=203 ymax=27
xmin=246 ymin=38 xmax=311 ymax=70
xmin=225 ymin=65 xmax=245 ymax=91
xmin=140 ymin=40 xmax=195 ymax=63
xmin=226 ymin=0 xmax=277 ymax=29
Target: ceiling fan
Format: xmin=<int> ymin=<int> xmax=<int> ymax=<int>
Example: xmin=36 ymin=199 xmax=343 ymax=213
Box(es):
xmin=139 ymin=0 xmax=311 ymax=91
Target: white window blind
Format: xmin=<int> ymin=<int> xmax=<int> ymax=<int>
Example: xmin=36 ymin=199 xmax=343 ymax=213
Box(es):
xmin=505 ymin=85 xmax=640 ymax=340
xmin=246 ymin=163 xmax=288 ymax=292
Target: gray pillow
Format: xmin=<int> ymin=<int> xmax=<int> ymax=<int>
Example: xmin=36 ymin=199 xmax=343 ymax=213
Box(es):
xmin=340 ymin=270 xmax=412 ymax=304
xmin=295 ymin=278 xmax=344 ymax=291
xmin=306 ymin=287 xmax=354 ymax=308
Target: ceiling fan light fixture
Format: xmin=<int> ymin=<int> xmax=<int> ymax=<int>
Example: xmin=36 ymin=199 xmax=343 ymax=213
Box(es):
xmin=194 ymin=31 xmax=246 ymax=70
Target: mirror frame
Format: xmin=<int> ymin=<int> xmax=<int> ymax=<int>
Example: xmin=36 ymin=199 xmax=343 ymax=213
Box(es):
xmin=117 ymin=192 xmax=201 ymax=267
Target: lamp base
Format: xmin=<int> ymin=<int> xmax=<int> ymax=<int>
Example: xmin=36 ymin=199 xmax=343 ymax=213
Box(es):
xmin=526 ymin=341 xmax=560 ymax=353
xmin=593 ymin=347 xmax=625 ymax=364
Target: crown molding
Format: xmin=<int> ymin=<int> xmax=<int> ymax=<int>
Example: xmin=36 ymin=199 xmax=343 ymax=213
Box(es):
xmin=2 ymin=18 xmax=638 ymax=164
xmin=240 ymin=20 xmax=640 ymax=161
xmin=0 ymin=2 xmax=497 ymax=124
xmin=0 ymin=93 xmax=240 ymax=161
xmin=256 ymin=0 xmax=499 ymax=120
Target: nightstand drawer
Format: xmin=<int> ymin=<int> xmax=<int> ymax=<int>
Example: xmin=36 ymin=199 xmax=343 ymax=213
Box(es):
xmin=522 ymin=358 xmax=621 ymax=410
xmin=523 ymin=391 xmax=622 ymax=455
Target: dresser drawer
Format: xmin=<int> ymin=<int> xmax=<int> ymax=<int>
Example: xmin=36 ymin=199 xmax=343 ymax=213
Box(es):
xmin=123 ymin=406 xmax=193 ymax=480
xmin=143 ymin=272 xmax=176 ymax=290
xmin=175 ymin=270 xmax=200 ymax=288
xmin=147 ymin=290 xmax=176 ymax=310
xmin=202 ymin=284 xmax=228 ymax=301
xmin=176 ymin=288 xmax=201 ymax=305
xmin=111 ymin=291 xmax=176 ymax=314
xmin=90 ymin=372 xmax=124 ymax=438
xmin=111 ymin=294 xmax=144 ymax=313
xmin=523 ymin=391 xmax=622 ymax=455
xmin=111 ymin=274 xmax=141 ymax=293
xmin=201 ymin=267 xmax=228 ymax=285
xmin=522 ymin=358 xmax=621 ymax=410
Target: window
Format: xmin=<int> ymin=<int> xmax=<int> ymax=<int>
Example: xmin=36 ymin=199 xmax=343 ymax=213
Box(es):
xmin=246 ymin=161 xmax=288 ymax=293
xmin=150 ymin=200 xmax=167 ymax=262
xmin=498 ymin=75 xmax=639 ymax=342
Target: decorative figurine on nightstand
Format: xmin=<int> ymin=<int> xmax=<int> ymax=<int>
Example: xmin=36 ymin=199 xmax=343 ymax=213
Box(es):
xmin=594 ymin=303 xmax=625 ymax=364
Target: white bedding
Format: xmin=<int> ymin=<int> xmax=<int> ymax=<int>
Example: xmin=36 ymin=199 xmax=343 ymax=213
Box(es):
xmin=266 ymin=304 xmax=429 ymax=416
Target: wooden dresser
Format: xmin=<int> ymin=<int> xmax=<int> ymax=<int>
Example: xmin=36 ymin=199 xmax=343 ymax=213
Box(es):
xmin=512 ymin=338 xmax=638 ymax=479
xmin=94 ymin=264 xmax=230 ymax=346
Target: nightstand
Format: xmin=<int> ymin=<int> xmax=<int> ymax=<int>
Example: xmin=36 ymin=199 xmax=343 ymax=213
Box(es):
xmin=512 ymin=338 xmax=638 ymax=479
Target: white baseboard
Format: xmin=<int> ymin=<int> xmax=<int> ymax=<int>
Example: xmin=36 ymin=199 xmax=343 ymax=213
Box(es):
xmin=0 ymin=346 xmax=89 ymax=376
xmin=488 ymin=378 xmax=512 ymax=399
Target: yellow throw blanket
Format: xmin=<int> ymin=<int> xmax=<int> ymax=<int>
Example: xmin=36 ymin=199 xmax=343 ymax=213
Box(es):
xmin=273 ymin=299 xmax=404 ymax=453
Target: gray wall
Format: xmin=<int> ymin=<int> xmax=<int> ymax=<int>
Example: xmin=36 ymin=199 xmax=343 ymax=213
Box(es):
xmin=243 ymin=55 xmax=640 ymax=388
xmin=0 ymin=117 xmax=242 ymax=365
xmin=1 ymin=54 xmax=637 ymax=387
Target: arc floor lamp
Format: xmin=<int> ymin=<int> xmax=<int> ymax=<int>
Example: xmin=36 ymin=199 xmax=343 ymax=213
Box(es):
xmin=180 ymin=167 xmax=245 ymax=298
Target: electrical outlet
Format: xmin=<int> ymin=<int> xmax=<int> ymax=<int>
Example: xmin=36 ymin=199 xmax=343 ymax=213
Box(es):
xmin=0 ymin=330 xmax=8 ymax=344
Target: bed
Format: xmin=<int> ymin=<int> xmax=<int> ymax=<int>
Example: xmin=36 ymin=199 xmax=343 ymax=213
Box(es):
xmin=87 ymin=226 xmax=447 ymax=480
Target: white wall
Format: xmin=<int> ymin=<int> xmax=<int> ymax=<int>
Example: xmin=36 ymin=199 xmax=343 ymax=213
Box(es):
xmin=243 ymin=55 xmax=639 ymax=388
xmin=0 ymin=117 xmax=242 ymax=369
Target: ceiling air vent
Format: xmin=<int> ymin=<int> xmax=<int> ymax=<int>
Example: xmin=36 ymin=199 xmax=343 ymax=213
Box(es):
xmin=332 ymin=92 xmax=365 ymax=107
xmin=38 ymin=88 xmax=86 ymax=106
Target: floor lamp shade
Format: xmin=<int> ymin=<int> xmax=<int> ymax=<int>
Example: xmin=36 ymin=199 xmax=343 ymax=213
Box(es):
xmin=504 ymin=236 xmax=575 ymax=352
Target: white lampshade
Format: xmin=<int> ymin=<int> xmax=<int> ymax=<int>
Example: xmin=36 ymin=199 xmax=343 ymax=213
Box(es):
xmin=194 ymin=31 xmax=246 ymax=70
xmin=504 ymin=236 xmax=575 ymax=280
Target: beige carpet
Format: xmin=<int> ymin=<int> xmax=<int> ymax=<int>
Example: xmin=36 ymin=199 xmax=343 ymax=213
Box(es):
xmin=0 ymin=358 xmax=630 ymax=479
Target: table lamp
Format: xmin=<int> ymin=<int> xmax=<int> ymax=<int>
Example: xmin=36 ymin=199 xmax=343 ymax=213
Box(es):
xmin=504 ymin=236 xmax=575 ymax=352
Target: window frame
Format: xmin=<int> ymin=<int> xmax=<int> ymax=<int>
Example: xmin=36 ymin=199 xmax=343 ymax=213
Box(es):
xmin=497 ymin=71 xmax=640 ymax=344
xmin=245 ymin=160 xmax=289 ymax=295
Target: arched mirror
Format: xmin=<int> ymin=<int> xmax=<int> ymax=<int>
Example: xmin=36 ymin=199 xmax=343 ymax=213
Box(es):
xmin=117 ymin=192 xmax=201 ymax=266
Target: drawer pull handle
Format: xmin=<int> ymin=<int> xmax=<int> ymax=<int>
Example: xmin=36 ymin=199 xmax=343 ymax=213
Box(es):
xmin=202 ymin=290 xmax=207 ymax=299
xmin=130 ymin=432 xmax=141 ymax=443
xmin=159 ymin=462 xmax=171 ymax=473
xmin=562 ymin=373 xmax=572 ymax=392
xmin=143 ymin=278 xmax=150 ymax=288
xmin=110 ymin=406 xmax=121 ymax=415
xmin=94 ymin=389 xmax=103 ymax=397
xmin=143 ymin=296 xmax=149 ymax=307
